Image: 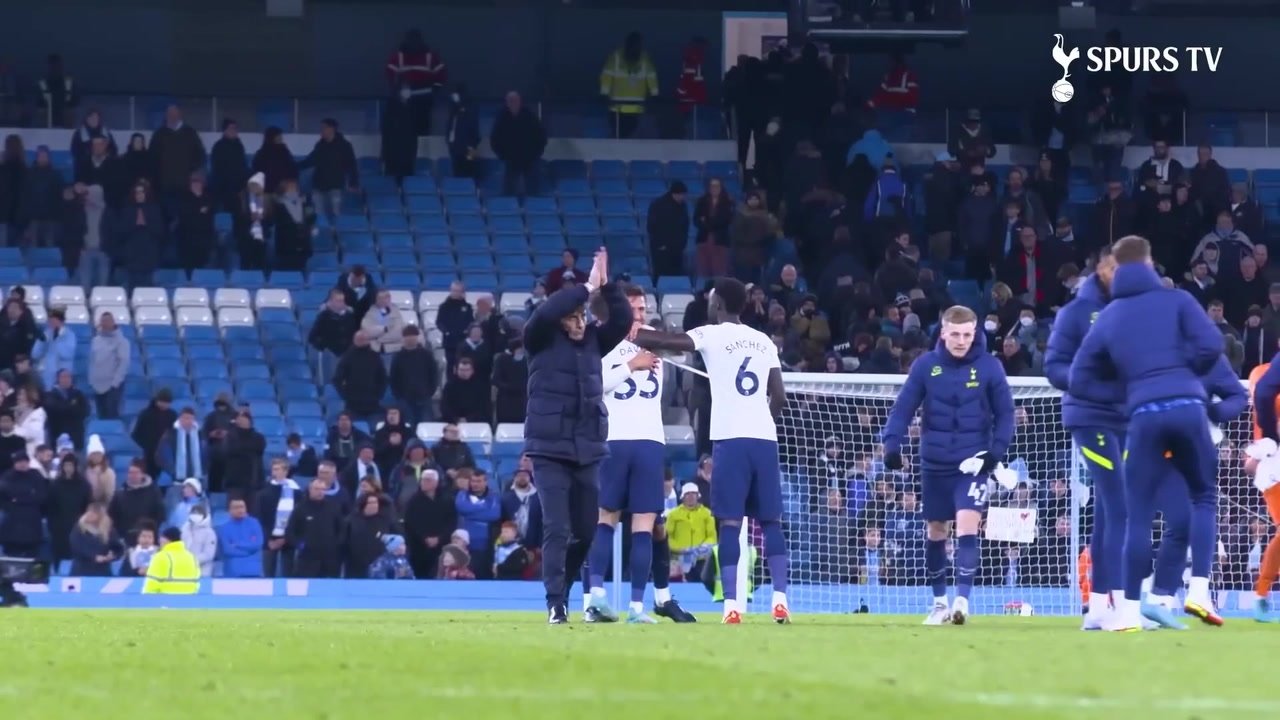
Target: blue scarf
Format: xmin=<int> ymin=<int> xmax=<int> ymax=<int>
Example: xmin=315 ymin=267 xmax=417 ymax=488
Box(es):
xmin=174 ymin=424 xmax=202 ymax=481
xmin=273 ymin=480 xmax=297 ymax=537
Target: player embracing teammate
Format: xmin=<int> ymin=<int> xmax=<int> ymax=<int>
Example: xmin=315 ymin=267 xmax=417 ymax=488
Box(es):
xmin=881 ymin=305 xmax=1015 ymax=626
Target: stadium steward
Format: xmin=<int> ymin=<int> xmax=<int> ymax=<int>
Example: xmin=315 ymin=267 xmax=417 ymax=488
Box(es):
xmin=1044 ymin=245 xmax=1127 ymax=630
xmin=881 ymin=305 xmax=1014 ymax=626
xmin=523 ymin=247 xmax=631 ymax=624
xmin=141 ymin=526 xmax=200 ymax=594
xmin=1069 ymin=235 xmax=1225 ymax=631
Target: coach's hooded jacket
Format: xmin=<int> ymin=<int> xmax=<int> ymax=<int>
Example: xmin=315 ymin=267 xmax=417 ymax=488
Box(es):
xmin=1043 ymin=274 xmax=1125 ymax=432
xmin=1069 ymin=262 xmax=1223 ymax=414
xmin=881 ymin=332 xmax=1015 ymax=471
xmin=522 ymin=283 xmax=631 ymax=464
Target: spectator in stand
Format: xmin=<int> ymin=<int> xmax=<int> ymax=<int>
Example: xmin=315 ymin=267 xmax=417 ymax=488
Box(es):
xmin=600 ymin=32 xmax=658 ymax=139
xmin=0 ymin=135 xmax=25 ymax=247
xmin=1262 ymin=285 xmax=1280 ymax=339
xmin=115 ymin=180 xmax=164 ymax=289
xmin=445 ymin=87 xmax=481 ymax=180
xmin=1003 ymin=167 xmax=1051 ymax=238
xmin=694 ymin=178 xmax=734 ymax=278
xmin=990 ymin=282 xmax=1028 ymax=336
xmin=957 ymin=175 xmax=999 ymax=282
xmin=729 ymin=190 xmax=777 ymax=285
xmin=296 ymin=118 xmax=359 ymax=226
xmin=69 ymin=502 xmax=122 ymax=576
xmin=1085 ymin=84 xmax=1133 ymax=183
xmin=1224 ymin=255 xmax=1270 ymax=328
xmin=1136 ymin=140 xmax=1187 ymax=195
xmin=864 ymin=157 xmax=907 ymax=225
xmin=338 ymin=442 xmax=381 ymax=501
xmin=770 ymin=263 xmax=806 ymax=314
xmin=999 ymin=335 xmax=1032 ymax=376
xmin=150 ymin=105 xmax=206 ymax=218
xmin=1242 ymin=306 xmax=1277 ymax=377
xmin=1092 ymin=179 xmax=1136 ymax=252
xmin=441 ymin=356 xmax=490 ymax=424
xmin=0 ymin=413 xmax=21 ymax=476
xmin=209 ymin=119 xmax=249 ymax=213
xmin=385 ymin=29 xmax=447 ymax=136
xmin=647 ymin=182 xmax=691 ymax=280
xmin=216 ymin=496 xmax=264 ymax=578
xmin=999 ymin=225 xmax=1061 ymax=315
xmin=308 ymin=288 xmax=358 ymax=380
xmin=47 ymin=453 xmax=90 ymax=566
xmin=492 ymin=337 xmax=529 ymax=425
xmin=455 ymin=324 xmax=493 ymax=385
xmin=256 ymin=458 xmax=300 ymax=577
xmin=389 ymin=441 xmax=433 ymax=508
xmin=88 ymin=312 xmax=128 ymax=420
xmin=436 ymin=281 xmax=474 ymax=369
xmin=1145 ymin=192 xmax=1191 ymax=272
xmin=668 ymin=483 xmax=715 ymax=577
xmin=333 ymin=331 xmax=388 ymax=429
xmin=455 ymin=469 xmax=500 ymax=578
xmin=432 ymin=424 xmax=475 ymax=483
xmin=177 ymin=172 xmax=216 ymax=276
xmin=283 ymin=433 xmax=318 ymax=479
xmin=790 ymin=294 xmax=832 ymax=368
xmin=1142 ymin=74 xmax=1188 ymax=145
xmin=70 ymin=110 xmax=117 ymax=179
xmin=74 ymin=138 xmax=123 ymax=208
xmin=0 ymin=449 xmax=48 ymax=562
xmin=949 ymin=109 xmax=995 ymax=170
xmin=380 ymin=87 xmax=418 ymax=184
xmin=180 ymin=504 xmax=217 ymax=578
xmin=1231 ymin=184 xmax=1264 ymax=243
xmin=439 ymin=531 xmax=475 ymax=580
xmin=473 ymin=294 xmax=510 ymax=357
xmin=345 ymin=493 xmax=401 ymax=578
xmin=543 ymin=251 xmax=589 ymax=295
xmin=373 ymin=407 xmax=414 ymax=479
xmin=224 ymin=408 xmax=265 ymax=494
xmin=234 ymin=173 xmax=272 ymax=270
xmin=108 ymin=459 xmax=165 ymax=545
xmin=922 ymin=151 xmax=963 ymax=263
xmin=325 ymin=412 xmax=370 ymax=474
xmin=337 ymin=265 xmax=378 ymax=322
xmin=360 ymin=290 xmax=406 ymax=372
xmin=19 ymin=146 xmax=63 ymax=247
xmin=267 ymin=181 xmax=315 ymax=271
xmin=1189 ymin=145 xmax=1230 ymax=224
xmin=131 ymin=389 xmax=176 ymax=480
xmin=1191 ymin=211 xmax=1254 ymax=271
xmin=487 ymin=90 xmax=549 ymax=198
xmin=389 ymin=326 xmax=438 ymax=427
xmin=251 ymin=126 xmax=297 ymax=195
xmin=155 ymin=407 xmax=206 ymax=489
xmin=403 ymin=469 xmax=454 ymax=577
xmin=32 ymin=308 xmax=75 ymax=391
xmin=167 ymin=478 xmax=204 ymax=530
xmin=37 ymin=54 xmax=76 ymax=128
xmin=119 ymin=133 xmax=156 ymax=193
xmin=286 ymin=478 xmax=344 ymax=578
xmin=44 ymin=369 xmax=88 ymax=451
xmin=1031 ymin=92 xmax=1080 ymax=173
xmin=500 ymin=468 xmax=541 ymax=545
xmin=867 ymin=52 xmax=919 ymax=115
xmin=674 ymin=37 xmax=708 ymax=133
xmin=61 ymin=183 xmax=112 ymax=291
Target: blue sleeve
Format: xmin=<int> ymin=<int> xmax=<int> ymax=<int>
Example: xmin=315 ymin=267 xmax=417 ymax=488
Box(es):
xmin=480 ymin=495 xmax=502 ymax=522
xmin=1069 ymin=316 xmax=1111 ymax=400
xmin=1204 ymin=357 xmax=1247 ymax=425
xmin=1042 ymin=304 xmax=1080 ymax=392
xmin=985 ymin=357 xmax=1016 ymax=460
xmin=595 ymin=283 xmax=634 ymax=355
xmin=524 ymin=285 xmax=590 ymax=355
xmin=1255 ymin=356 xmax=1280 ymax=442
xmin=1179 ymin=290 xmax=1225 ymax=374
xmin=881 ymin=356 xmax=928 ymax=453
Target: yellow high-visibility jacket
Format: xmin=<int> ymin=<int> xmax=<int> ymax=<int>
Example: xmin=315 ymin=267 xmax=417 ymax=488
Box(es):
xmin=599 ymin=50 xmax=658 ymax=114
xmin=142 ymin=541 xmax=201 ymax=594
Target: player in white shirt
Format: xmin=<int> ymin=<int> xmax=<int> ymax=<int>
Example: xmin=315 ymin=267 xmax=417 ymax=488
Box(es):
xmin=631 ymin=278 xmax=790 ymax=624
xmin=584 ymin=285 xmax=695 ymax=624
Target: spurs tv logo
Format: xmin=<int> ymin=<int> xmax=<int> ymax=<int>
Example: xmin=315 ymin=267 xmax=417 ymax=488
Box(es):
xmin=1051 ymin=34 xmax=1223 ymax=103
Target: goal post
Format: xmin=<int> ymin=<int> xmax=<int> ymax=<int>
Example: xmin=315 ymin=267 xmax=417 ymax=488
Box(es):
xmin=748 ymin=372 xmax=1262 ymax=618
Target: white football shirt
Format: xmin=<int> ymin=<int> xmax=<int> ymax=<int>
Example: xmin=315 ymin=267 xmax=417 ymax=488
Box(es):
xmin=687 ymin=322 xmax=780 ymax=442
xmin=602 ymin=338 xmax=666 ymax=444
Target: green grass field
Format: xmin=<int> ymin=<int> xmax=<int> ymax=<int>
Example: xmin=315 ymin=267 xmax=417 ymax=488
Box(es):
xmin=0 ymin=611 xmax=1275 ymax=719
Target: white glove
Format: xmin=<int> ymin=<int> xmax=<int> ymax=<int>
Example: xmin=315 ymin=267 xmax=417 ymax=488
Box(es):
xmin=1246 ymin=438 xmax=1279 ymax=461
xmin=958 ymin=452 xmax=987 ymax=476
xmin=1255 ymin=456 xmax=1280 ymax=494
xmin=992 ymin=464 xmax=1019 ymax=490
xmin=1208 ymin=423 xmax=1224 ymax=447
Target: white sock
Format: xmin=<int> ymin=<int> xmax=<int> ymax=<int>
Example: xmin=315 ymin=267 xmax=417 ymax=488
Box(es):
xmin=654 ymin=587 xmax=672 ymax=604
xmin=590 ymin=586 xmax=607 ymax=600
xmin=953 ymin=596 xmax=969 ymax=612
xmin=933 ymin=596 xmax=949 ymax=609
xmin=772 ymin=591 xmax=788 ymax=608
xmin=1109 ymin=589 xmax=1124 ymax=608
xmin=1117 ymin=598 xmax=1142 ymax=627
xmin=582 ymin=593 xmax=591 ymax=611
xmin=1188 ymin=576 xmax=1211 ymax=602
xmin=1147 ymin=593 xmax=1174 ymax=609
xmin=1141 ymin=575 xmax=1154 ymax=596
xmin=1087 ymin=592 xmax=1109 ymax=615
xmin=629 ymin=601 xmax=644 ymax=614
xmin=723 ymin=599 xmax=739 ymax=616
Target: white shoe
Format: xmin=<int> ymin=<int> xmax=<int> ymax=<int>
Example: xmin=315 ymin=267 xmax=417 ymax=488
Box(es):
xmin=950 ymin=596 xmax=970 ymax=625
xmin=923 ymin=601 xmax=950 ymax=625
xmin=1081 ymin=611 xmax=1110 ymax=631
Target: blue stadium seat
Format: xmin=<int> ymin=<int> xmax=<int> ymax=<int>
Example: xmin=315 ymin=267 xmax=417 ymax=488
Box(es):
xmin=420 ymin=251 xmax=456 ymax=269
xmin=706 ymin=161 xmax=739 ymax=180
xmin=381 ymin=250 xmax=417 ymax=269
xmin=405 ymin=194 xmax=443 ymax=214
xmin=459 ymin=254 xmax=495 ymax=271
xmin=489 ymin=215 xmax=525 ymax=234
xmin=401 ymin=176 xmax=437 ymax=195
xmin=565 ymin=216 xmax=600 ymax=234
xmin=28 ymin=248 xmax=62 ymax=268
xmin=592 ymin=160 xmax=627 ymax=179
xmin=361 ymin=175 xmax=400 ymax=196
xmin=550 ymin=159 xmax=588 ymax=180
xmin=378 ymin=233 xmax=415 ymax=252
xmin=527 ymin=216 xmax=562 ymax=234
xmin=261 ymin=324 xmax=301 ymax=343
xmin=384 ymin=271 xmax=422 ymax=288
xmin=603 ymin=217 xmax=639 ymax=234
xmin=255 ymin=417 xmax=286 ymax=437
xmin=411 ymin=214 xmax=450 ymax=234
xmin=143 ymin=343 xmax=183 ymax=360
xmin=453 ymin=234 xmax=490 ymax=253
xmin=182 ymin=325 xmax=220 ymax=343
xmin=632 ymin=179 xmax=667 ymax=197
xmin=441 ymin=177 xmax=476 ymax=196
xmin=227 ymin=344 xmax=266 ymax=362
xmin=593 ymin=179 xmax=630 ymax=197
xmin=464 ymin=273 xmax=499 ymax=291
xmin=666 ymin=161 xmax=702 ymax=179
xmin=629 ymin=160 xmax=664 ymax=179
xmin=446 ymin=195 xmax=482 ymax=214
xmin=492 ymin=235 xmax=529 ymax=255
xmin=423 ymin=272 xmax=458 ymax=288
xmin=237 ymin=379 xmax=277 ymax=401
xmin=341 ymin=232 xmax=376 ymax=252
xmin=229 ymin=270 xmax=267 ymax=288
xmin=523 ymin=197 xmax=558 ymax=216
xmin=367 ymin=195 xmax=403 ymax=215
xmin=560 ymin=197 xmax=596 ymax=217
xmin=1255 ymin=169 xmax=1280 ymax=186
xmin=485 ymin=196 xmax=521 ymax=215
xmin=0 ymin=248 xmax=22 ymax=266
xmin=450 ymin=214 xmax=487 ymax=233
xmin=496 ymin=255 xmax=533 ymax=274
xmin=285 ymin=400 xmax=324 ymax=418
xmin=372 ymin=215 xmax=410 ymax=233
xmin=335 ymin=215 xmax=369 ymax=233
xmin=598 ymin=197 xmax=635 ymax=217
xmin=233 ymin=363 xmax=272 ymax=381
xmin=656 ymin=276 xmax=691 ymax=294
xmin=557 ymin=179 xmax=592 ymax=197
xmin=270 ymin=270 xmax=306 ymax=289
xmin=290 ymin=417 xmax=327 ymax=442
xmin=148 ymin=358 xmax=185 ymax=377
xmin=529 ymin=234 xmax=563 ymax=253
xmin=191 ymin=269 xmax=227 ymax=287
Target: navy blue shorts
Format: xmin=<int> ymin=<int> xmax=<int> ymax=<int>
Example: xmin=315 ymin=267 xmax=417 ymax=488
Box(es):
xmin=921 ymin=469 xmax=990 ymax=523
xmin=710 ymin=438 xmax=782 ymax=522
xmin=599 ymin=440 xmax=666 ymax=514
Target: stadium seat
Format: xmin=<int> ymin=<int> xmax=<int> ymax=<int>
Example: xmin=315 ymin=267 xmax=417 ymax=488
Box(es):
xmin=135 ymin=306 xmax=174 ymax=326
xmin=255 ymin=289 xmax=294 ymax=311
xmin=213 ymin=288 xmax=252 ymax=310
xmin=660 ymin=293 xmax=693 ymax=314
xmin=418 ymin=291 xmax=448 ymax=312
xmin=63 ymin=305 xmax=90 ymax=324
xmin=89 ymin=286 xmax=127 ymax=308
xmin=131 ymin=287 xmax=169 ymax=308
xmin=93 ymin=305 xmax=131 ymax=324
xmin=177 ymin=307 xmax=215 ymax=327
xmin=217 ymin=308 xmax=256 ymax=328
xmin=48 ymin=285 xmax=86 ymax=308
xmin=171 ymin=287 xmax=211 ymax=309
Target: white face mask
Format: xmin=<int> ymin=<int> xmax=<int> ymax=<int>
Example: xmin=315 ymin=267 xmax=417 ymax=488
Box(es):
xmin=984 ymin=320 xmax=998 ymax=333
xmin=1019 ymin=316 xmax=1034 ymax=327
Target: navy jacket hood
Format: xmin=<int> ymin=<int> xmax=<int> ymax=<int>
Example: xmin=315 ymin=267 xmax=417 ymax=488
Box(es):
xmin=1109 ymin=262 xmax=1163 ymax=299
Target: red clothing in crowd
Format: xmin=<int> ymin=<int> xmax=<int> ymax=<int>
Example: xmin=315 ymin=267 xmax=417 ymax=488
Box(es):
xmin=868 ymin=62 xmax=919 ymax=113
xmin=676 ymin=42 xmax=707 ymax=114
xmin=385 ymin=48 xmax=448 ymax=95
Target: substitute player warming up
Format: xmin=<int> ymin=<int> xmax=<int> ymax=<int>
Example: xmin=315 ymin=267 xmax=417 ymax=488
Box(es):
xmin=632 ymin=278 xmax=790 ymax=625
xmin=881 ymin=305 xmax=1014 ymax=626
xmin=585 ymin=284 xmax=696 ymax=624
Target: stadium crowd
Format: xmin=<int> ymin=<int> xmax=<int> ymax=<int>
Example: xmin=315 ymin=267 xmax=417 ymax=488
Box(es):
xmin=0 ymin=31 xmax=1272 ymax=602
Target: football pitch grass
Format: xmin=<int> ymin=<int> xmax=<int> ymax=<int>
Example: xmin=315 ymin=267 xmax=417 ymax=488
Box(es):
xmin=0 ymin=611 xmax=1275 ymax=720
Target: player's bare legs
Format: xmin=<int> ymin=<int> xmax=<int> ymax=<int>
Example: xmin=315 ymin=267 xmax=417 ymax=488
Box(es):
xmin=950 ymin=509 xmax=982 ymax=625
xmin=923 ymin=520 xmax=951 ymax=625
xmin=585 ymin=508 xmax=622 ymax=622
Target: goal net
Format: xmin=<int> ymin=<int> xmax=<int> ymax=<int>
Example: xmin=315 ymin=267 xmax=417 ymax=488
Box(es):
xmin=759 ymin=372 xmax=1263 ymax=618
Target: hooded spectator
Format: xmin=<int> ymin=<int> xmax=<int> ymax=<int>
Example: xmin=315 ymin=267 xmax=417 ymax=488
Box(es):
xmin=114 ymin=180 xmax=164 ymax=288
xmin=43 ymin=369 xmax=88 ymax=450
xmin=403 ymin=469 xmax=454 ymax=577
xmin=438 ymin=534 xmax=475 ymax=580
xmin=337 ymin=265 xmax=379 ymax=322
xmin=445 ymin=87 xmax=481 ymax=180
xmin=209 ymin=119 xmax=249 ymax=212
xmin=61 ymin=183 xmax=112 ymax=290
xmin=201 ymin=394 xmax=236 ymax=490
xmin=181 ymin=503 xmax=217 ymax=577
xmin=436 ymin=281 xmax=474 ymax=368
xmin=150 ymin=105 xmax=206 ymax=197
xmin=107 ymin=459 xmax=165 ymax=545
xmin=389 ymin=325 xmax=439 ymax=427
xmin=216 ymin=496 xmax=264 ymax=578
xmin=178 ymin=172 xmax=216 ymax=275
xmin=88 ymin=312 xmax=129 ymax=419
xmin=324 ymin=412 xmax=371 ymax=474
xmin=131 ymin=389 xmax=175 ymax=479
xmin=119 ymin=133 xmax=156 ymax=193
xmin=491 ymin=337 xmax=529 ymax=425
xmin=224 ymin=410 xmax=266 ymax=495
xmin=235 ymin=173 xmax=272 ymax=271
xmin=390 ymin=441 xmax=434 ymax=507
xmin=1191 ymin=210 xmax=1254 ymax=272
xmin=286 ymin=478 xmax=344 ymax=578
xmin=250 ymin=126 xmax=298 ymax=194
xmin=298 ymin=118 xmax=359 ymax=223
xmin=84 ymin=435 xmax=115 ymax=504
xmin=949 ymin=108 xmax=995 ymax=169
xmin=440 ymin=357 xmax=490 ymax=424
xmin=333 ymin=331 xmax=388 ymax=426
xmin=345 ymin=493 xmax=400 ymax=578
xmin=19 ymin=146 xmax=63 ymax=247
xmin=47 ymin=453 xmax=90 ymax=565
xmin=647 ymin=182 xmax=690 ymax=279
xmin=69 ymin=502 xmax=122 ymax=576
xmin=488 ymin=90 xmax=546 ymax=197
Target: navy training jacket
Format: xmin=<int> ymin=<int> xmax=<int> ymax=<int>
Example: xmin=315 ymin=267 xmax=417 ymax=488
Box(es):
xmin=1202 ymin=355 xmax=1248 ymax=426
xmin=1069 ymin=262 xmax=1222 ymax=414
xmin=522 ymin=283 xmax=632 ymax=465
xmin=1043 ymin=274 xmax=1126 ymax=432
xmin=881 ymin=332 xmax=1016 ymax=471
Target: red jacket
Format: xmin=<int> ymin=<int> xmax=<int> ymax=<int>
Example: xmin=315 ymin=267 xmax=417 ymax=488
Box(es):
xmin=868 ymin=64 xmax=919 ymax=112
xmin=675 ymin=43 xmax=707 ymax=113
xmin=385 ymin=49 xmax=447 ymax=95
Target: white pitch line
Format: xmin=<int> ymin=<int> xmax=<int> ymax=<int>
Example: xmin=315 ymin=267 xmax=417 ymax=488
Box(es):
xmin=956 ymin=692 xmax=1280 ymax=714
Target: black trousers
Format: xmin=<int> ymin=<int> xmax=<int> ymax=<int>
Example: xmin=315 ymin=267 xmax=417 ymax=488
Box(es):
xmin=533 ymin=456 xmax=600 ymax=608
